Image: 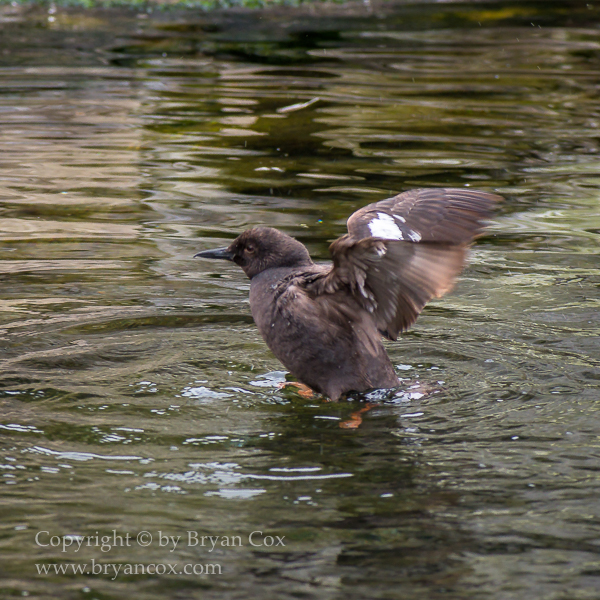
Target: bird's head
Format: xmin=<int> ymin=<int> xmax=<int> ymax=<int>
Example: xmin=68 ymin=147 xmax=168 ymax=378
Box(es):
xmin=195 ymin=227 xmax=313 ymax=279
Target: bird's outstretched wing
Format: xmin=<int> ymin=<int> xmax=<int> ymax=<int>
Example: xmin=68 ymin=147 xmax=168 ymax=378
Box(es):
xmin=309 ymin=188 xmax=501 ymax=340
xmin=346 ymin=187 xmax=499 ymax=244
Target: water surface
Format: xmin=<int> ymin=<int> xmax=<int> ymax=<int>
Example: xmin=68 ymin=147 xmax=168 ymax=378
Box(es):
xmin=0 ymin=2 xmax=599 ymax=599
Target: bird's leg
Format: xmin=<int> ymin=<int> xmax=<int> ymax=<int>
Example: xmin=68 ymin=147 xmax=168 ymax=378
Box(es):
xmin=339 ymin=402 xmax=379 ymax=429
xmin=277 ymin=382 xmax=316 ymax=399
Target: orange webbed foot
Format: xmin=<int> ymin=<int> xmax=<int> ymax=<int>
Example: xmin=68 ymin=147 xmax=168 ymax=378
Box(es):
xmin=277 ymin=381 xmax=316 ymax=399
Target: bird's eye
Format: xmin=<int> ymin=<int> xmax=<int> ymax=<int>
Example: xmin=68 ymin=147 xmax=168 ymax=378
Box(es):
xmin=245 ymin=245 xmax=256 ymax=254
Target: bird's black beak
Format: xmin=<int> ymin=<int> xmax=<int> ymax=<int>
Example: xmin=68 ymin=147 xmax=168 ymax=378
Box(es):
xmin=194 ymin=247 xmax=234 ymax=261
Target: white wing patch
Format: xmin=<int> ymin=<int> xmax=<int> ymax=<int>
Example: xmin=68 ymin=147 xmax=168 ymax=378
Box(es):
xmin=368 ymin=212 xmax=404 ymax=240
xmin=367 ymin=212 xmax=423 ymax=242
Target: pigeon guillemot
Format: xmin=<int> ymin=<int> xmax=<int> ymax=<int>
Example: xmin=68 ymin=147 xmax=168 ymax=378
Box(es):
xmin=195 ymin=188 xmax=500 ymax=400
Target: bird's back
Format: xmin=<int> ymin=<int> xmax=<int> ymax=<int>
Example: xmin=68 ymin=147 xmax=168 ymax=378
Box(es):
xmin=249 ymin=265 xmax=399 ymax=400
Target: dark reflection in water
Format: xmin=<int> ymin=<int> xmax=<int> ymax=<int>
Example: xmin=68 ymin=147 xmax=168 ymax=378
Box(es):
xmin=0 ymin=2 xmax=599 ymax=599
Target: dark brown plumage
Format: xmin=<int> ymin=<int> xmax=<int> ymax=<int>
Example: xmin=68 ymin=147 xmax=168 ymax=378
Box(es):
xmin=195 ymin=188 xmax=501 ymax=400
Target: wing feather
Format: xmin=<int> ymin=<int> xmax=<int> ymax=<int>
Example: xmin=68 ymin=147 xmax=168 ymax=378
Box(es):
xmin=347 ymin=188 xmax=500 ymax=244
xmin=308 ymin=188 xmax=500 ymax=340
